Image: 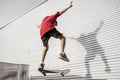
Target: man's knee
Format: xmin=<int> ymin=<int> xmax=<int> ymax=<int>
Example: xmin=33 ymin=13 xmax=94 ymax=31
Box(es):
xmin=44 ymin=45 xmax=49 ymax=51
xmin=57 ymin=35 xmax=66 ymax=40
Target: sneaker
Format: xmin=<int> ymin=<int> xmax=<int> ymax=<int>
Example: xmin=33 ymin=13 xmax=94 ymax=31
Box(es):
xmin=38 ymin=63 xmax=45 ymax=71
xmin=59 ymin=53 xmax=70 ymax=62
xmin=38 ymin=63 xmax=46 ymax=76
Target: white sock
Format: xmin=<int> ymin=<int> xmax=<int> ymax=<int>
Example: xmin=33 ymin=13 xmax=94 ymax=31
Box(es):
xmin=41 ymin=62 xmax=44 ymax=64
xmin=61 ymin=51 xmax=64 ymax=54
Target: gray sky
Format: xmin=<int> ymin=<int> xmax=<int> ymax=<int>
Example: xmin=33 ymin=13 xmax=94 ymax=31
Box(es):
xmin=0 ymin=0 xmax=47 ymax=29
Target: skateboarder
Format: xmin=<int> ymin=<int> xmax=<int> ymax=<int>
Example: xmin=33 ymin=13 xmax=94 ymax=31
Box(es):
xmin=37 ymin=1 xmax=73 ymax=71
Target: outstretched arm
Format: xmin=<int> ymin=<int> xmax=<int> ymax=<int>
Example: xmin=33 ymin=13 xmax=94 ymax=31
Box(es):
xmin=59 ymin=1 xmax=73 ymax=15
xmin=94 ymin=21 xmax=104 ymax=33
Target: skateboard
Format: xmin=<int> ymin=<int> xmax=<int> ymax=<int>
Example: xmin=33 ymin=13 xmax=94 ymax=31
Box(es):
xmin=38 ymin=68 xmax=70 ymax=76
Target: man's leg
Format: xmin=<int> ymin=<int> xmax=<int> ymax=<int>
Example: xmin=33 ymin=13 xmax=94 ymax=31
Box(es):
xmin=57 ymin=35 xmax=66 ymax=52
xmin=42 ymin=45 xmax=49 ymax=63
xmin=38 ymin=45 xmax=49 ymax=72
xmin=48 ymin=28 xmax=69 ymax=62
xmin=38 ymin=34 xmax=50 ymax=71
xmin=57 ymin=35 xmax=70 ymax=62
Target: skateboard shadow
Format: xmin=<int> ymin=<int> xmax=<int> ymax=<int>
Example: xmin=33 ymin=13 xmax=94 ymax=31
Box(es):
xmin=31 ymin=75 xmax=107 ymax=80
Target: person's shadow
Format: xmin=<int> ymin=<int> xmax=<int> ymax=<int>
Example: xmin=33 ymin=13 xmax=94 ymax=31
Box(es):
xmin=69 ymin=21 xmax=111 ymax=79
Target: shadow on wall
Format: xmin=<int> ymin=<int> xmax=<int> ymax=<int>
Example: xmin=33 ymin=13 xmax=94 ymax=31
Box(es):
xmin=69 ymin=21 xmax=111 ymax=79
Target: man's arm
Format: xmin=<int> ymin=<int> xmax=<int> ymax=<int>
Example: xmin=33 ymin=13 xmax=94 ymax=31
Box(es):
xmin=36 ymin=25 xmax=40 ymax=28
xmin=59 ymin=1 xmax=73 ymax=15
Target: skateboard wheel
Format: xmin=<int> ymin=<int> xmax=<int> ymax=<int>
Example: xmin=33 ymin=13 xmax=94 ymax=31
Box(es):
xmin=61 ymin=73 xmax=64 ymax=77
xmin=43 ymin=71 xmax=46 ymax=76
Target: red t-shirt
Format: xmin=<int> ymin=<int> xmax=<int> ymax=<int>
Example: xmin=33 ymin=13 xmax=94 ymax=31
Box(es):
xmin=40 ymin=12 xmax=61 ymax=37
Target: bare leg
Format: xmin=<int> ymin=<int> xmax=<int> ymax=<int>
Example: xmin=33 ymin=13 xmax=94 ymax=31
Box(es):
xmin=38 ymin=45 xmax=49 ymax=72
xmin=42 ymin=45 xmax=49 ymax=63
xmin=57 ymin=35 xmax=69 ymax=62
xmin=57 ymin=35 xmax=66 ymax=52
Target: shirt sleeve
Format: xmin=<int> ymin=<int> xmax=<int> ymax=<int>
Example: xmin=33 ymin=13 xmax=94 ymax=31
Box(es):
xmin=48 ymin=12 xmax=61 ymax=21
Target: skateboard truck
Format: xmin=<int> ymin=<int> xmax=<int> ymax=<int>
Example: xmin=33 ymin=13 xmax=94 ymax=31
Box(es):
xmin=61 ymin=73 xmax=64 ymax=77
xmin=38 ymin=68 xmax=46 ymax=76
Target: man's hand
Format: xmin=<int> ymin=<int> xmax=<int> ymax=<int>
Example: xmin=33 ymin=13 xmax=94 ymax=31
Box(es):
xmin=59 ymin=1 xmax=73 ymax=15
xmin=69 ymin=1 xmax=73 ymax=8
xmin=37 ymin=25 xmax=40 ymax=28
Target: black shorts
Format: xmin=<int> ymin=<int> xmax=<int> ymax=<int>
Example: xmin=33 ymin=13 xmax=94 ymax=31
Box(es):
xmin=41 ymin=28 xmax=63 ymax=46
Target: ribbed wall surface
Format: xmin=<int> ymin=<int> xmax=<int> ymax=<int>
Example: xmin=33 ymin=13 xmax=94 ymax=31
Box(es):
xmin=0 ymin=0 xmax=120 ymax=80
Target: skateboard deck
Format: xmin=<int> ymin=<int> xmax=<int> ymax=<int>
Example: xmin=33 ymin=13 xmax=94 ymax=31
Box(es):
xmin=38 ymin=68 xmax=70 ymax=76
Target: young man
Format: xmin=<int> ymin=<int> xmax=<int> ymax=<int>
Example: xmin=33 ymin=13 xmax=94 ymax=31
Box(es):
xmin=37 ymin=1 xmax=73 ymax=70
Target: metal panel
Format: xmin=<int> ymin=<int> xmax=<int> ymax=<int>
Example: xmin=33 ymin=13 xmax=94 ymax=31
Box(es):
xmin=0 ymin=62 xmax=29 ymax=80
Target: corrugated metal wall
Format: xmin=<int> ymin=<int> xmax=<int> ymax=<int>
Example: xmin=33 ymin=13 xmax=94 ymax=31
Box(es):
xmin=0 ymin=0 xmax=120 ymax=80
